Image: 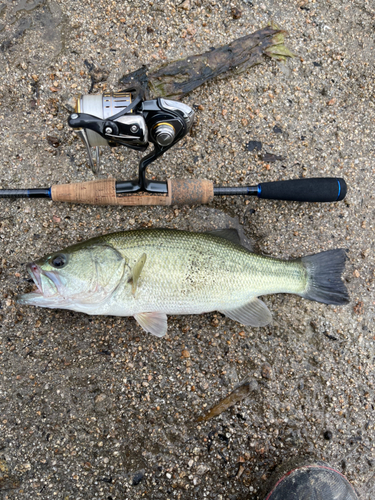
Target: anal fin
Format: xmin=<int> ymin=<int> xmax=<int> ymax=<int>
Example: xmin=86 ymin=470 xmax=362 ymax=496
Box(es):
xmin=134 ymin=312 xmax=168 ymax=337
xmin=220 ymin=297 xmax=272 ymax=327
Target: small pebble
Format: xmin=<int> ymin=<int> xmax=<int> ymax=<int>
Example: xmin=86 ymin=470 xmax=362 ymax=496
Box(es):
xmin=324 ymin=431 xmax=333 ymax=441
xmin=132 ymin=470 xmax=145 ymax=486
xmin=261 ymin=363 xmax=273 ymax=380
xmin=231 ymin=7 xmax=242 ymax=19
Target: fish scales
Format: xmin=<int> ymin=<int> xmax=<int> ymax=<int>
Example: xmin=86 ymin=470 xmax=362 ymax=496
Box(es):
xmin=98 ymin=229 xmax=306 ymax=315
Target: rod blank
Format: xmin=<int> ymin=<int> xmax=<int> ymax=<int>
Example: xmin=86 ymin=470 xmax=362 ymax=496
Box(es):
xmin=0 ymin=188 xmax=51 ymax=198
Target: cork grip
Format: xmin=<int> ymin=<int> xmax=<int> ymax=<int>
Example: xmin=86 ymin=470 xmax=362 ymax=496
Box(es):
xmin=51 ymin=178 xmax=214 ymax=206
xmin=169 ymin=178 xmax=214 ymax=205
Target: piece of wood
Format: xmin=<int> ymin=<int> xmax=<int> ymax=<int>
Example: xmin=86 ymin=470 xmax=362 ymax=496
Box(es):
xmin=119 ymin=26 xmax=294 ymax=100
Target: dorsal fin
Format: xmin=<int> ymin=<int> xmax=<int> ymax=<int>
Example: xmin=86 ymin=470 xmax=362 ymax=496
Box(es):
xmin=205 ymin=228 xmax=242 ymax=246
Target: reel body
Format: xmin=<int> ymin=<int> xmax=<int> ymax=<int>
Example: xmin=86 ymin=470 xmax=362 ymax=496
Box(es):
xmin=68 ymin=88 xmax=194 ymax=193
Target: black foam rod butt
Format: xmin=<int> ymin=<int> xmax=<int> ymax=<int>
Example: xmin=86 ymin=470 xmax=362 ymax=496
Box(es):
xmin=257 ymin=178 xmax=347 ymax=202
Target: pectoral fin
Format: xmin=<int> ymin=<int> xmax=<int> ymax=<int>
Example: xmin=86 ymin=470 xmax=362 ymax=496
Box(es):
xmin=134 ymin=312 xmax=168 ymax=337
xmin=129 ymin=253 xmax=147 ymax=295
xmin=220 ymin=298 xmax=272 ymax=327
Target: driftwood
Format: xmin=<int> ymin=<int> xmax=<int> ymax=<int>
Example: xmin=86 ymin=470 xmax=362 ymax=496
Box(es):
xmin=119 ymin=26 xmax=294 ymax=100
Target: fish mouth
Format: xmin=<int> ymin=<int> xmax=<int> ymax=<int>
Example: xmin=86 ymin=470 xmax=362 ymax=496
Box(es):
xmin=17 ymin=263 xmax=61 ymax=304
xmin=27 ymin=263 xmax=43 ymax=294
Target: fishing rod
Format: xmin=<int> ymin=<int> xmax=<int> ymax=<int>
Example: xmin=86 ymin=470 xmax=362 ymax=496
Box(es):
xmin=0 ymin=177 xmax=346 ymax=205
xmin=0 ymin=88 xmax=347 ymax=205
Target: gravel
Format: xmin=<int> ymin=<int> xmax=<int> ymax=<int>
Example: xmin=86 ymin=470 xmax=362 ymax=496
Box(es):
xmin=0 ymin=0 xmax=374 ymax=498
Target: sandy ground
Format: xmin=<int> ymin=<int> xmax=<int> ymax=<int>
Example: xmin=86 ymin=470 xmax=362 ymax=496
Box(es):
xmin=0 ymin=0 xmax=374 ymax=498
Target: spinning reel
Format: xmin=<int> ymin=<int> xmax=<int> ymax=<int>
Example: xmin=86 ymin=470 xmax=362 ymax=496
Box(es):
xmin=68 ymin=87 xmax=194 ymax=194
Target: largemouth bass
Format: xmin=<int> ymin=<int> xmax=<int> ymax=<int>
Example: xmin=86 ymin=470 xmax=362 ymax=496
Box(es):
xmin=17 ymin=228 xmax=349 ymax=337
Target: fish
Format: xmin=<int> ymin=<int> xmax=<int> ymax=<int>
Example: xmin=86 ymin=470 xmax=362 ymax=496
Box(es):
xmin=17 ymin=228 xmax=349 ymax=337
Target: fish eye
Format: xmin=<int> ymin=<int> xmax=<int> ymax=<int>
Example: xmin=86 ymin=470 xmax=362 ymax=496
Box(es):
xmin=50 ymin=254 xmax=67 ymax=269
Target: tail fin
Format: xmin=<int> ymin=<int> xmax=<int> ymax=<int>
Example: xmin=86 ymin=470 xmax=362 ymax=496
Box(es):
xmin=300 ymin=249 xmax=349 ymax=305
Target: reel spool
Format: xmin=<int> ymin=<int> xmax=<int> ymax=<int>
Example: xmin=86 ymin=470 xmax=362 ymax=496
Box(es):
xmin=68 ymin=88 xmax=194 ymax=190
